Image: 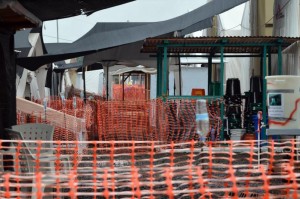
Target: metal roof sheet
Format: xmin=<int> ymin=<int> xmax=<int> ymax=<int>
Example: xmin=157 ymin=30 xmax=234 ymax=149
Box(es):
xmin=141 ymin=36 xmax=300 ymax=54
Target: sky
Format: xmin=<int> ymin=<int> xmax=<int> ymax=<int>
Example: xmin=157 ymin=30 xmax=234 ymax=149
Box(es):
xmin=43 ymin=0 xmax=246 ymax=43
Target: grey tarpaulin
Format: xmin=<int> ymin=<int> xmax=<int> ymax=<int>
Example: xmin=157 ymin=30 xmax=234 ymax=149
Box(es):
xmin=0 ymin=0 xmax=136 ymax=148
xmin=17 ymin=0 xmax=248 ymax=70
xmin=18 ymin=0 xmax=135 ymax=21
xmin=14 ymin=29 xmax=31 ymax=77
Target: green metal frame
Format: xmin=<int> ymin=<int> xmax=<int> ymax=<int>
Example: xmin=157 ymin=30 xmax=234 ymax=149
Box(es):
xmin=157 ymin=50 xmax=162 ymax=97
xmin=262 ymin=45 xmax=267 ymax=140
xmin=167 ymin=95 xmax=222 ymax=100
xmin=155 ymin=38 xmax=284 ymax=140
xmin=208 ymin=55 xmax=212 ymax=95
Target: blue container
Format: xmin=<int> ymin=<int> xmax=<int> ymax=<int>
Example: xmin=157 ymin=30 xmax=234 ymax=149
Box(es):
xmin=252 ymin=115 xmax=267 ymax=140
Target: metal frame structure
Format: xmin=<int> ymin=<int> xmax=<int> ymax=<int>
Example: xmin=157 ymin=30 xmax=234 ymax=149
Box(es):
xmin=142 ymin=36 xmax=299 ymax=140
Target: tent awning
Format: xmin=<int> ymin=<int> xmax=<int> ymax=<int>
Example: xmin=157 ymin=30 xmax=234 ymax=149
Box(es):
xmin=16 ymin=0 xmax=249 ymax=71
xmin=18 ymin=0 xmax=134 ymax=21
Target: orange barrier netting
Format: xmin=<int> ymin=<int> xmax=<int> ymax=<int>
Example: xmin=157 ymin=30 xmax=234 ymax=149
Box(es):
xmin=97 ymin=100 xmax=168 ymax=144
xmin=0 ymin=140 xmax=300 ymax=198
xmin=18 ymin=98 xmax=222 ymax=144
xmin=18 ymin=98 xmax=96 ymax=141
xmin=112 ymin=85 xmax=149 ymax=101
xmin=97 ymin=99 xmax=222 ymax=144
xmin=16 ymin=98 xmax=95 ymax=164
xmin=165 ymin=99 xmax=222 ymax=142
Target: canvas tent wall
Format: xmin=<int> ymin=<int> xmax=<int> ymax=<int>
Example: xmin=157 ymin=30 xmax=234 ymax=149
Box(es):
xmin=273 ymin=0 xmax=300 ymax=75
xmin=282 ymin=41 xmax=300 ymax=75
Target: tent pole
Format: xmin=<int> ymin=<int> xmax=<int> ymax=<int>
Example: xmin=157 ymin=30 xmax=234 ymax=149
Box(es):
xmin=106 ymin=66 xmax=109 ymax=100
xmin=277 ymin=38 xmax=283 ymax=75
xmin=122 ymin=73 xmax=125 ymax=101
xmin=208 ymin=55 xmax=213 ymax=95
xmin=156 ymin=51 xmax=162 ymax=97
xmin=177 ymin=53 xmax=182 ymax=96
xmin=268 ymin=47 xmax=272 ymax=76
xmin=82 ymin=66 xmax=86 ymax=103
xmin=220 ymin=45 xmax=225 ymax=140
xmin=163 ymin=44 xmax=168 ymax=98
xmin=262 ymin=45 xmax=267 ymax=140
xmin=278 ymin=45 xmax=282 ymax=75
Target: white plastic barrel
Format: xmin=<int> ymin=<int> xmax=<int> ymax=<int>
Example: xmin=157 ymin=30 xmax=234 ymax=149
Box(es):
xmin=196 ymin=100 xmax=210 ymax=141
xmin=266 ymin=75 xmax=300 ymax=129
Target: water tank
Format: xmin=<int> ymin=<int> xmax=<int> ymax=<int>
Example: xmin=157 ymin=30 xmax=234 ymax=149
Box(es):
xmin=266 ymin=75 xmax=300 ymax=129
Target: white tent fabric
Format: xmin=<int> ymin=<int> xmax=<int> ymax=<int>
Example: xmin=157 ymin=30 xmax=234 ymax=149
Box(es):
xmin=273 ymin=0 xmax=300 ymax=37
xmin=273 ymin=0 xmax=300 ymax=75
xmin=217 ymin=2 xmax=251 ymax=93
xmin=282 ymin=41 xmax=300 ymax=75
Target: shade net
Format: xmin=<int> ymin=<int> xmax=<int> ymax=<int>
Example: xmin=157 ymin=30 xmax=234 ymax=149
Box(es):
xmin=0 ymin=140 xmax=300 ymax=198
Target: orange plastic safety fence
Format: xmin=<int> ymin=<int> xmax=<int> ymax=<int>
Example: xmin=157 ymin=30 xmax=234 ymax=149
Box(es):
xmin=32 ymin=96 xmax=85 ymax=110
xmin=112 ymin=84 xmax=149 ymax=101
xmin=0 ymin=140 xmax=300 ymax=198
xmin=97 ymin=100 xmax=168 ymax=144
xmin=17 ymin=97 xmax=98 ymax=140
xmin=96 ymin=99 xmax=221 ymax=145
xmin=165 ymin=99 xmax=222 ymax=142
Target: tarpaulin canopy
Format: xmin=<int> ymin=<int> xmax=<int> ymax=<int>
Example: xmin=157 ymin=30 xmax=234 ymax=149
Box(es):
xmin=17 ymin=0 xmax=248 ymax=71
xmin=0 ymin=0 xmax=135 ymax=139
xmin=0 ymin=0 xmax=134 ymax=30
xmin=18 ymin=0 xmax=135 ymax=21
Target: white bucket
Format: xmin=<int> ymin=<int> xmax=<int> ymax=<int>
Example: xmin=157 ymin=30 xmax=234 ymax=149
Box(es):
xmin=230 ymin=129 xmax=245 ymax=140
xmin=266 ymin=75 xmax=300 ymax=129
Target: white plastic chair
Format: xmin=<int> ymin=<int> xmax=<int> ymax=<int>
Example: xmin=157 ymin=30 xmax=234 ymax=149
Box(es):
xmin=7 ymin=123 xmax=71 ymax=199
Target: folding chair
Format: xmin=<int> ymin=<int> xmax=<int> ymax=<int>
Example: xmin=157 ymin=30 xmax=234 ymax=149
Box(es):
xmin=7 ymin=123 xmax=71 ymax=199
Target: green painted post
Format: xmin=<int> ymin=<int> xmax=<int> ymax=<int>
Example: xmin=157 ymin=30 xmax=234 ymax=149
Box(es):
xmin=163 ymin=45 xmax=168 ymax=97
xmin=220 ymin=45 xmax=225 ymax=140
xmin=262 ymin=45 xmax=267 ymax=140
xmin=278 ymin=45 xmax=282 ymax=75
xmin=208 ymin=55 xmax=212 ymax=95
xmin=156 ymin=51 xmax=162 ymax=97
xmin=268 ymin=47 xmax=272 ymax=76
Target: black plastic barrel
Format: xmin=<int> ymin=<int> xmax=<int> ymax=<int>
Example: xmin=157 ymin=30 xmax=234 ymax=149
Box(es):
xmin=226 ymin=78 xmax=241 ymax=96
xmin=250 ymin=76 xmax=262 ymax=93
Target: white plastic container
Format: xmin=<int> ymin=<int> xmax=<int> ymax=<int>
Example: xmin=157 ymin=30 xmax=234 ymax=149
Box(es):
xmin=230 ymin=129 xmax=245 ymax=141
xmin=266 ymin=75 xmax=300 ymax=129
xmin=196 ymin=100 xmax=210 ymax=141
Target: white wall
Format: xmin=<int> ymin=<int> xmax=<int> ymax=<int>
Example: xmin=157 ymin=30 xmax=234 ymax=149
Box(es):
xmin=150 ymin=67 xmax=208 ymax=98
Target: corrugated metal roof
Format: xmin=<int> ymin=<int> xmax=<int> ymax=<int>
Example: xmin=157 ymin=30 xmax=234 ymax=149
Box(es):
xmin=141 ymin=36 xmax=300 ymax=54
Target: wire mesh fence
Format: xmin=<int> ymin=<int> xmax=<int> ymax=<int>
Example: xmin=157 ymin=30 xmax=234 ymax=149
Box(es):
xmin=0 ymin=140 xmax=300 ymax=198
